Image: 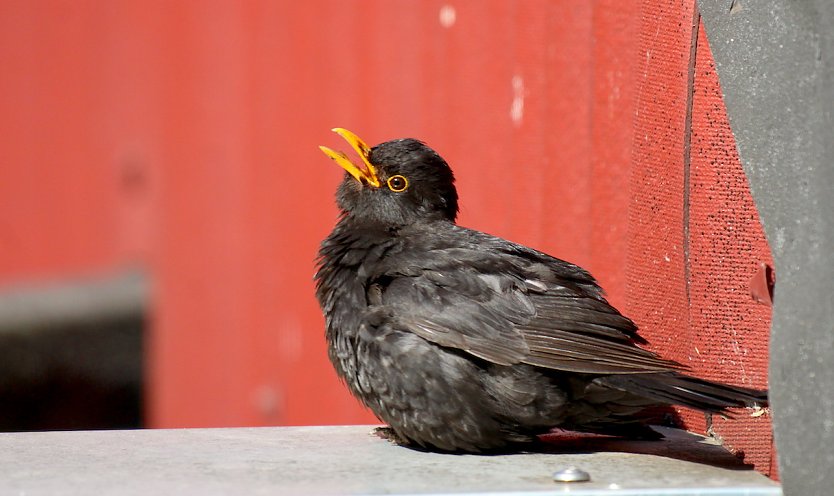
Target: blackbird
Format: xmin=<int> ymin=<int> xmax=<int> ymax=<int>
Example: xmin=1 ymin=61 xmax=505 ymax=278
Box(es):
xmin=315 ymin=128 xmax=767 ymax=453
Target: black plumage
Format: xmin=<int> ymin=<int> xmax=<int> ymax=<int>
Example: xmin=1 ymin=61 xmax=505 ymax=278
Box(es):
xmin=315 ymin=130 xmax=767 ymax=453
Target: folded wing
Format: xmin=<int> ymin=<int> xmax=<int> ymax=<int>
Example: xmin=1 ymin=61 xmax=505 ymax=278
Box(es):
xmin=373 ymin=232 xmax=681 ymax=375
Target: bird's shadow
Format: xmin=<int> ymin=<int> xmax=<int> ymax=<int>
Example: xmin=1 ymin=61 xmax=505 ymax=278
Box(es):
xmin=526 ymin=426 xmax=753 ymax=471
xmin=388 ymin=411 xmax=754 ymax=472
xmin=508 ymin=408 xmax=753 ymax=471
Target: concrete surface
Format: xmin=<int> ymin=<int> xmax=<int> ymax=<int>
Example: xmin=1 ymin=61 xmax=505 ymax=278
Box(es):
xmin=698 ymin=2 xmax=834 ymax=494
xmin=0 ymin=425 xmax=780 ymax=495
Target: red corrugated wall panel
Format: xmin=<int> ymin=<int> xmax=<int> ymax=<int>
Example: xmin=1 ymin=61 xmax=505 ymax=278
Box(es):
xmin=0 ymin=1 xmax=151 ymax=282
xmin=628 ymin=0 xmax=694 ymax=360
xmin=148 ymin=0 xmax=609 ymax=428
xmin=589 ymin=0 xmax=640 ymax=308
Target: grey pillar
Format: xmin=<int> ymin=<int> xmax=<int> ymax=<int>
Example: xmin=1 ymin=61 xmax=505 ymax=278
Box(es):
xmin=698 ymin=1 xmax=834 ymax=494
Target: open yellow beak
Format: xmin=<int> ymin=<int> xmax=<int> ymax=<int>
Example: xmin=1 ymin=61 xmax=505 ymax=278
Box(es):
xmin=319 ymin=128 xmax=381 ymax=188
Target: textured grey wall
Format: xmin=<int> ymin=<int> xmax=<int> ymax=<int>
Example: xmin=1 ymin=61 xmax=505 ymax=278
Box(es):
xmin=698 ymin=1 xmax=834 ymax=493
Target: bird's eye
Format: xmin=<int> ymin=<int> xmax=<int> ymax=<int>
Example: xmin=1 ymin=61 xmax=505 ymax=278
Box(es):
xmin=387 ymin=175 xmax=409 ymax=192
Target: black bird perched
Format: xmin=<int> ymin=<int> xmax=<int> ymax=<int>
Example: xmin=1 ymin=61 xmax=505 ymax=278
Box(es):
xmin=315 ymin=128 xmax=767 ymax=453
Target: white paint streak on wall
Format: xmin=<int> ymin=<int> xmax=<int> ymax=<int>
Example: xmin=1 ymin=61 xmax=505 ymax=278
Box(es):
xmin=510 ymin=75 xmax=525 ymax=127
xmin=439 ymin=5 xmax=456 ymax=28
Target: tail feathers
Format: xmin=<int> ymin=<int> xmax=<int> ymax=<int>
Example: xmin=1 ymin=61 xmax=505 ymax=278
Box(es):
xmin=601 ymin=373 xmax=768 ymax=414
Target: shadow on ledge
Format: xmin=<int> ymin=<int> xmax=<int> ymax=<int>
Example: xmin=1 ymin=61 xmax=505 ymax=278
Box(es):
xmin=532 ymin=425 xmax=754 ymax=470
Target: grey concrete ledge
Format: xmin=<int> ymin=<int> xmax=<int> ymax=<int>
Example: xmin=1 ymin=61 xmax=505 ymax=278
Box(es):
xmin=0 ymin=425 xmax=780 ymax=495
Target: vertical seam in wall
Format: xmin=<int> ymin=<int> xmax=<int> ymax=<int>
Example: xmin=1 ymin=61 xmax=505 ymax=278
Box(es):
xmin=683 ymin=4 xmax=701 ymax=311
xmin=586 ymin=2 xmax=596 ymax=254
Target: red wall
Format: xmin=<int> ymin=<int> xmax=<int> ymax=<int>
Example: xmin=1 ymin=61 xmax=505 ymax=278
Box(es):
xmin=0 ymin=0 xmax=773 ymax=475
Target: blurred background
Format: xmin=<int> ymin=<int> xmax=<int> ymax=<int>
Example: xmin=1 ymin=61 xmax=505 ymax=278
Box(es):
xmin=0 ymin=0 xmax=774 ymax=475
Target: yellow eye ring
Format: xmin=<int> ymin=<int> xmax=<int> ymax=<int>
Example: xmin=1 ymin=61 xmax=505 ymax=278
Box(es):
xmin=387 ymin=175 xmax=409 ymax=192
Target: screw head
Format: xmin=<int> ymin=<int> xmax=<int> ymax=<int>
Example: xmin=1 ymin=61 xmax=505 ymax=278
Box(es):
xmin=552 ymin=466 xmax=591 ymax=483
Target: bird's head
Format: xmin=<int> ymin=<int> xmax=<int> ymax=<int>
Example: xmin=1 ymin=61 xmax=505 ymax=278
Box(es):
xmin=320 ymin=128 xmax=459 ymax=226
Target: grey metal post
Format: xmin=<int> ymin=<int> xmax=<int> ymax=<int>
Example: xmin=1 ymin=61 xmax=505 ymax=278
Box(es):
xmin=698 ymin=1 xmax=834 ymax=493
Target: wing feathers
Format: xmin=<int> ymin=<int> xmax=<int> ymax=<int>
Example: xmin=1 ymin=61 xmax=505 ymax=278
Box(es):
xmin=372 ymin=226 xmax=681 ymax=376
xmin=523 ymin=329 xmax=680 ymax=373
xmin=599 ymin=374 xmax=767 ymax=411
